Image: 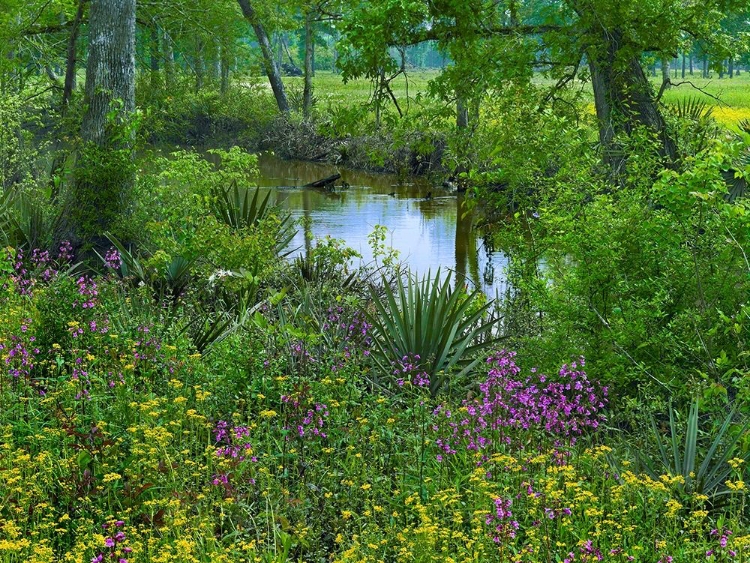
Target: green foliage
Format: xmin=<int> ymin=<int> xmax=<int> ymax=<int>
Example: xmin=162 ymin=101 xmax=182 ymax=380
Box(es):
xmin=0 ymin=94 xmax=44 ymax=191
xmin=69 ymin=142 xmax=137 ymax=247
xmin=367 ymin=268 xmax=501 ymax=397
xmin=490 ymin=135 xmax=750 ymax=398
xmin=640 ymin=399 xmax=750 ymax=500
xmin=211 ymin=182 xmax=296 ymax=255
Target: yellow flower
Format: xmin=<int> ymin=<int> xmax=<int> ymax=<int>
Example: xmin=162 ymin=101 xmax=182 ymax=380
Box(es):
xmin=728 ymin=458 xmax=746 ymax=470
xmin=665 ymin=499 xmax=682 ymax=517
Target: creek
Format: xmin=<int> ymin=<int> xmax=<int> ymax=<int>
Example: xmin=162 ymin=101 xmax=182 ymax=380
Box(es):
xmin=255 ymin=153 xmax=508 ymax=298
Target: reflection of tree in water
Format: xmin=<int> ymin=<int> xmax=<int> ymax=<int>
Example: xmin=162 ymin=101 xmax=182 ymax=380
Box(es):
xmin=483 ymin=260 xmax=495 ymax=287
xmin=454 ymin=195 xmax=480 ymax=290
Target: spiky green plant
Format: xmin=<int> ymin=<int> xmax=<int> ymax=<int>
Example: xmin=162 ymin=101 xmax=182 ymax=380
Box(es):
xmin=211 ymin=181 xmax=296 ymax=255
xmin=367 ymin=269 xmax=503 ymax=397
xmin=640 ymin=399 xmax=750 ymax=500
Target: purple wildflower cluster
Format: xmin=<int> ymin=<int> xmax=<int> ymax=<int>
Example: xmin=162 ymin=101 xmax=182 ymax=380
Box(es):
xmin=104 ymin=247 xmax=122 ymax=270
xmin=393 ymin=353 xmax=430 ymax=389
xmin=6 ymin=242 xmax=73 ymax=295
xmin=132 ymin=325 xmax=173 ymax=376
xmin=433 ymin=350 xmax=607 ymax=461
xmin=324 ymin=307 xmax=373 ymax=373
xmin=563 ymin=540 xmax=603 ymax=562
xmin=212 ymin=421 xmax=258 ymax=491
xmin=707 ymin=528 xmax=737 ymax=559
xmin=74 ymin=276 xmax=99 ymax=309
xmin=485 ymin=497 xmax=519 ymax=543
xmin=323 ymin=306 xmax=372 ymax=347
xmin=281 ymin=385 xmax=329 ymax=440
xmin=91 ymin=520 xmax=131 ymax=563
xmin=1 ymin=320 xmax=39 ymax=381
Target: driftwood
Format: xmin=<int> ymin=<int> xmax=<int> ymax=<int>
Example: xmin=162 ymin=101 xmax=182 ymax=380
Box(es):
xmin=305 ymin=174 xmax=341 ymax=190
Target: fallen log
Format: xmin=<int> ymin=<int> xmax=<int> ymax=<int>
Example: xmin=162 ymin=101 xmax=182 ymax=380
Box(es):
xmin=304 ymin=174 xmax=341 ymax=189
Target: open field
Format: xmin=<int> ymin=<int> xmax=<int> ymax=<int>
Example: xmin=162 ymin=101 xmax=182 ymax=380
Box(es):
xmin=289 ymin=70 xmax=750 ymax=128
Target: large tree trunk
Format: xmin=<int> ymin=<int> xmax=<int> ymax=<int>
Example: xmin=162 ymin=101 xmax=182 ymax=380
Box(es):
xmin=237 ymin=0 xmax=289 ymax=113
xmin=303 ymin=11 xmax=314 ymax=118
xmin=588 ymin=33 xmax=676 ymax=176
xmin=63 ymin=0 xmax=136 ymax=253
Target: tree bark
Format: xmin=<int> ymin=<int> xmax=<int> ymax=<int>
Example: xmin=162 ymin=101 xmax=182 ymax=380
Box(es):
xmin=65 ymin=0 xmax=136 ymax=253
xmin=163 ymin=29 xmax=175 ymax=89
xmin=237 ymin=0 xmax=290 ymax=113
xmin=81 ymin=0 xmax=135 ymax=145
xmin=456 ymin=97 xmax=469 ymax=129
xmin=681 ymin=53 xmax=686 ymax=78
xmin=62 ymin=0 xmax=86 ymax=108
xmin=661 ymin=56 xmax=670 ymax=89
xmin=303 ymin=10 xmax=314 ymax=118
xmin=150 ymin=21 xmax=161 ymax=90
xmin=588 ymin=34 xmax=676 ymax=176
xmin=194 ymin=38 xmax=205 ymax=92
xmin=220 ymin=40 xmax=230 ymax=94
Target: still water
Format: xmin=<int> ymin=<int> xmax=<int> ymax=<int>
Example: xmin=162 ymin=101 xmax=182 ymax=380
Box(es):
xmin=255 ymin=153 xmax=508 ymax=298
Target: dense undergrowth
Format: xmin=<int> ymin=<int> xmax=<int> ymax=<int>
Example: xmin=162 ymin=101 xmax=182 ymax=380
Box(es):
xmin=1 ymin=68 xmax=750 ymax=562
xmin=2 ymin=237 xmax=750 ymax=563
xmin=1 ymin=135 xmax=750 ymax=563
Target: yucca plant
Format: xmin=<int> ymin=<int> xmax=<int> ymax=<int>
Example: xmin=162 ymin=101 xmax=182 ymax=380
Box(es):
xmin=103 ymin=233 xmax=195 ymax=302
xmin=367 ymin=269 xmax=503 ymax=397
xmin=672 ymin=97 xmax=713 ymax=122
xmin=639 ymin=399 xmax=750 ymax=500
xmin=211 ymin=181 xmax=296 ymax=255
xmin=0 ymin=189 xmax=48 ymax=249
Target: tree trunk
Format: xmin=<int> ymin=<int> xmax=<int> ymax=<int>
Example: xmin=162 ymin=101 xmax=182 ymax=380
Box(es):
xmin=163 ymin=29 xmax=175 ymax=89
xmin=237 ymin=0 xmax=289 ymax=113
xmin=65 ymin=0 xmax=136 ymax=253
xmin=689 ymin=53 xmax=693 ymax=75
xmin=303 ymin=11 xmax=314 ymax=118
xmin=456 ymin=97 xmax=468 ymax=129
xmin=661 ymin=56 xmax=670 ymax=88
xmin=729 ymin=58 xmax=734 ymax=78
xmin=588 ymin=35 xmax=676 ymax=176
xmin=702 ymin=56 xmax=708 ymax=78
xmin=150 ymin=22 xmax=161 ymax=90
xmin=213 ymin=39 xmax=222 ymax=82
xmin=195 ymin=38 xmax=205 ymax=92
xmin=220 ymin=40 xmax=230 ymax=94
xmin=62 ymin=0 xmax=86 ymax=108
xmin=681 ymin=53 xmax=686 ymax=78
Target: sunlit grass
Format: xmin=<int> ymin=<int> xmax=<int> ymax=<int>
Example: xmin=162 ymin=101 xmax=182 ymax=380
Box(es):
xmin=297 ymin=70 xmax=750 ymax=129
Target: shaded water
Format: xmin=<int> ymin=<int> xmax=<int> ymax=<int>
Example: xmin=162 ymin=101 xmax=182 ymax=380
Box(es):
xmin=255 ymin=153 xmax=508 ymax=297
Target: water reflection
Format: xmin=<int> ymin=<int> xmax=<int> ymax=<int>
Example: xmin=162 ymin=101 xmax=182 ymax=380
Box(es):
xmin=256 ymin=153 xmax=508 ymax=297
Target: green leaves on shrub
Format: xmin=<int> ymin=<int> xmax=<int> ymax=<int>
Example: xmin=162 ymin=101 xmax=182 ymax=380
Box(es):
xmin=367 ymin=268 xmax=503 ymax=397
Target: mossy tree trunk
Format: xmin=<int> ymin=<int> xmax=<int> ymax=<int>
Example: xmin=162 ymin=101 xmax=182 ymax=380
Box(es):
xmin=60 ymin=0 xmax=136 ymax=254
